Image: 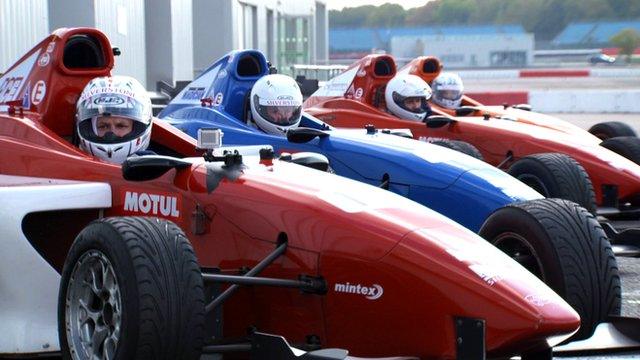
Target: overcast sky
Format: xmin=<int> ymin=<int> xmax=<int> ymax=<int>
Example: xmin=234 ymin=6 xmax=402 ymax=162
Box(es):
xmin=326 ymin=0 xmax=431 ymax=11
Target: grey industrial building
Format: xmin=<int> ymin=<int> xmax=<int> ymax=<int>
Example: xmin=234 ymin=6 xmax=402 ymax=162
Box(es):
xmin=0 ymin=0 xmax=329 ymax=89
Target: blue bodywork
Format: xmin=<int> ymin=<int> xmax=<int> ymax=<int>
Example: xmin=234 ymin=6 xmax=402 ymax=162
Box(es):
xmin=159 ymin=50 xmax=542 ymax=231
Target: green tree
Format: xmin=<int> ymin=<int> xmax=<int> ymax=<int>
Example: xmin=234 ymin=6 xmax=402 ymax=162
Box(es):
xmin=329 ymin=5 xmax=376 ymax=28
xmin=330 ymin=0 xmax=640 ymax=43
xmin=433 ymin=0 xmax=476 ymax=24
xmin=610 ymin=28 xmax=640 ymax=63
xmin=366 ymin=3 xmax=406 ymax=27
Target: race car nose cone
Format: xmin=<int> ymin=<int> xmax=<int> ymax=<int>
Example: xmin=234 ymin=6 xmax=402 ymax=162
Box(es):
xmin=488 ymin=294 xmax=580 ymax=355
xmin=393 ymin=228 xmax=581 ymax=356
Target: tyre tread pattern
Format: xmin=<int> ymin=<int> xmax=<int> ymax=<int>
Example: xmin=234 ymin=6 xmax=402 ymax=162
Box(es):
xmin=504 ymin=199 xmax=620 ymax=340
xmin=108 ymin=217 xmax=204 ymax=360
xmin=508 ymin=153 xmax=597 ymax=214
xmin=61 ymin=217 xmax=205 ymax=360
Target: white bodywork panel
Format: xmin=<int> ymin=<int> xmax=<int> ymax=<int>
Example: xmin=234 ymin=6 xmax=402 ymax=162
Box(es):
xmin=0 ymin=175 xmax=111 ymax=354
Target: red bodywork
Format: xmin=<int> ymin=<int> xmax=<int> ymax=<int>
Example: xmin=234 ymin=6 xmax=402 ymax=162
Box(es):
xmin=0 ymin=29 xmax=581 ymax=358
xmin=304 ymin=54 xmax=640 ymax=207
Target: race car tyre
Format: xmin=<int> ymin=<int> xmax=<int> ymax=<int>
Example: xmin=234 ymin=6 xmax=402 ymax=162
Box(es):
xmin=588 ymin=121 xmax=637 ymax=140
xmin=430 ymin=139 xmax=484 ymax=161
xmin=59 ymin=217 xmax=205 ymax=360
xmin=450 ymin=140 xmax=484 ymax=161
xmin=600 ymin=136 xmax=640 ymax=165
xmin=508 ymin=153 xmax=597 ymax=214
xmin=479 ymin=198 xmax=621 ymax=341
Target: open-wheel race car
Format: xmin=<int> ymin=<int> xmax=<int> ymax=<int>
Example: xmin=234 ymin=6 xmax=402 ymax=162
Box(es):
xmin=303 ymin=54 xmax=640 ymax=227
xmin=402 ymin=55 xmax=640 ymax=165
xmin=0 ymin=28 xmax=606 ymax=360
xmin=156 ymin=48 xmax=628 ymax=346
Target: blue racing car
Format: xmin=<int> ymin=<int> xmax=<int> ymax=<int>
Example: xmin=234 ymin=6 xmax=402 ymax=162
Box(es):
xmin=158 ymin=50 xmax=620 ymax=342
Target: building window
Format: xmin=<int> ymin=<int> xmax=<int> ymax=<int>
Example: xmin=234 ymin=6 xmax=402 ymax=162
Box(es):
xmin=440 ymin=54 xmax=465 ymax=64
xmin=238 ymin=3 xmax=257 ymax=49
xmin=278 ymin=15 xmax=311 ymax=73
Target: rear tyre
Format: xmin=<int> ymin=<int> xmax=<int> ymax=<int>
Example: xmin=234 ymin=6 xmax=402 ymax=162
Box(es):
xmin=430 ymin=139 xmax=484 ymax=161
xmin=601 ymin=136 xmax=640 ymax=165
xmin=59 ymin=217 xmax=205 ymax=360
xmin=479 ymin=198 xmax=621 ymax=341
xmin=589 ymin=122 xmax=637 ymax=140
xmin=508 ymin=153 xmax=596 ymax=214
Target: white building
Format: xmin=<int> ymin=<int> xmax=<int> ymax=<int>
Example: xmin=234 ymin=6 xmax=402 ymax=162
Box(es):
xmin=390 ymin=33 xmax=534 ymax=68
xmin=194 ymin=0 xmax=328 ymax=75
xmin=0 ymin=0 xmax=328 ymax=88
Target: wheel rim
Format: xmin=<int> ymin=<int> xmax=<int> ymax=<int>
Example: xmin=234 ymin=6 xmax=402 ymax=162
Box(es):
xmin=517 ymin=174 xmax=550 ymax=197
xmin=66 ymin=250 xmax=122 ymax=360
xmin=492 ymin=232 xmax=546 ymax=281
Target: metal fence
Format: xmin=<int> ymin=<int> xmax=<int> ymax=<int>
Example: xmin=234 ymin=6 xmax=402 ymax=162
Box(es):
xmin=289 ymin=64 xmax=348 ymax=81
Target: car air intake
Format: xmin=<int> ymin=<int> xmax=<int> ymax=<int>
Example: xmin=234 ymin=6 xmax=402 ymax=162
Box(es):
xmin=374 ymin=58 xmax=393 ymax=77
xmin=422 ymin=58 xmax=441 ymax=74
xmin=63 ymin=34 xmax=106 ymax=69
xmin=237 ymin=54 xmax=262 ymax=77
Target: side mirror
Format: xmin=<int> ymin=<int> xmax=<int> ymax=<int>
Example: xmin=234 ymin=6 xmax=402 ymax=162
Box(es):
xmin=281 ymin=152 xmax=330 ymax=172
xmin=286 ymin=127 xmax=329 ymax=144
xmin=122 ymin=155 xmax=192 ymax=181
xmin=512 ymin=104 xmax=532 ymax=111
xmin=424 ymin=116 xmax=455 ymax=128
xmin=455 ymin=106 xmax=478 ymax=116
xmin=381 ymin=128 xmax=414 ymax=138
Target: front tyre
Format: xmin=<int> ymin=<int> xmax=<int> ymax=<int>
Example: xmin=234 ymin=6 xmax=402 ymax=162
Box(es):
xmin=600 ymin=136 xmax=640 ymax=165
xmin=430 ymin=139 xmax=484 ymax=161
xmin=479 ymin=198 xmax=621 ymax=341
xmin=589 ymin=121 xmax=637 ymax=140
xmin=59 ymin=217 xmax=205 ymax=360
xmin=508 ymin=153 xmax=596 ymax=214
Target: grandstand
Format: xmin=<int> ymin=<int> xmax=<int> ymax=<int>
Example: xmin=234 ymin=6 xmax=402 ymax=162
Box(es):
xmin=552 ymin=21 xmax=640 ymax=48
xmin=330 ymin=25 xmax=525 ymax=58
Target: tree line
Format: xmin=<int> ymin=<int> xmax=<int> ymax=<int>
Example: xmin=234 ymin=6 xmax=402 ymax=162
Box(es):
xmin=330 ymin=0 xmax=640 ymax=41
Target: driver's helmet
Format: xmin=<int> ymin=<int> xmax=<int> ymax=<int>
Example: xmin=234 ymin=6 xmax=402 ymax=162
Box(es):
xmin=384 ymin=74 xmax=432 ymax=121
xmin=250 ymin=74 xmax=303 ymax=135
xmin=76 ymin=75 xmax=152 ymax=164
xmin=431 ymin=72 xmax=464 ymax=109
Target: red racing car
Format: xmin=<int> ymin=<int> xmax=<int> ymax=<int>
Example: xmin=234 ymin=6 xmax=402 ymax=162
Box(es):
xmin=0 ymin=28 xmax=592 ymax=360
xmin=304 ymin=54 xmax=640 ymax=220
xmin=403 ymin=55 xmax=640 ymax=165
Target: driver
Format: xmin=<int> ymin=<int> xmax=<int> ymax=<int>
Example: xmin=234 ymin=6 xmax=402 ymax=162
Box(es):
xmin=249 ymin=74 xmax=303 ymax=135
xmin=75 ymin=75 xmax=152 ymax=164
xmin=431 ymin=72 xmax=464 ymax=110
xmin=384 ymin=73 xmax=433 ymax=121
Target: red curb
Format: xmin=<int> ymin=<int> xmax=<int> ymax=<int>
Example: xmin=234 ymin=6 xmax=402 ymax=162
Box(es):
xmin=519 ymin=69 xmax=590 ymax=78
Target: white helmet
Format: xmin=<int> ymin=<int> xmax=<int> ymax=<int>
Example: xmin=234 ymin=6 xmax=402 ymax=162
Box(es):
xmin=250 ymin=74 xmax=303 ymax=135
xmin=76 ymin=76 xmax=152 ymax=164
xmin=385 ymin=74 xmax=433 ymax=121
xmin=432 ymin=72 xmax=464 ymax=109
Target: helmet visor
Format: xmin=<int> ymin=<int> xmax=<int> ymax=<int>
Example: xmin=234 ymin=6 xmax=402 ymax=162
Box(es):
xmin=254 ymin=95 xmax=302 ymax=126
xmin=78 ymin=116 xmax=149 ymax=144
xmin=392 ymin=92 xmax=429 ymax=114
xmin=77 ymin=93 xmax=151 ymax=125
xmin=438 ymin=89 xmax=462 ymax=102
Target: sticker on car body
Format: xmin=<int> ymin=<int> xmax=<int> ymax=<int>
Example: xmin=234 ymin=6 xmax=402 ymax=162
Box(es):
xmin=121 ymin=189 xmax=182 ymax=218
xmin=334 ymin=282 xmax=383 ymax=300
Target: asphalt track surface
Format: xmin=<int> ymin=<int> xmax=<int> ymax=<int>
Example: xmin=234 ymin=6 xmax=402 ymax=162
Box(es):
xmin=6 ymin=81 xmax=640 ymax=360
